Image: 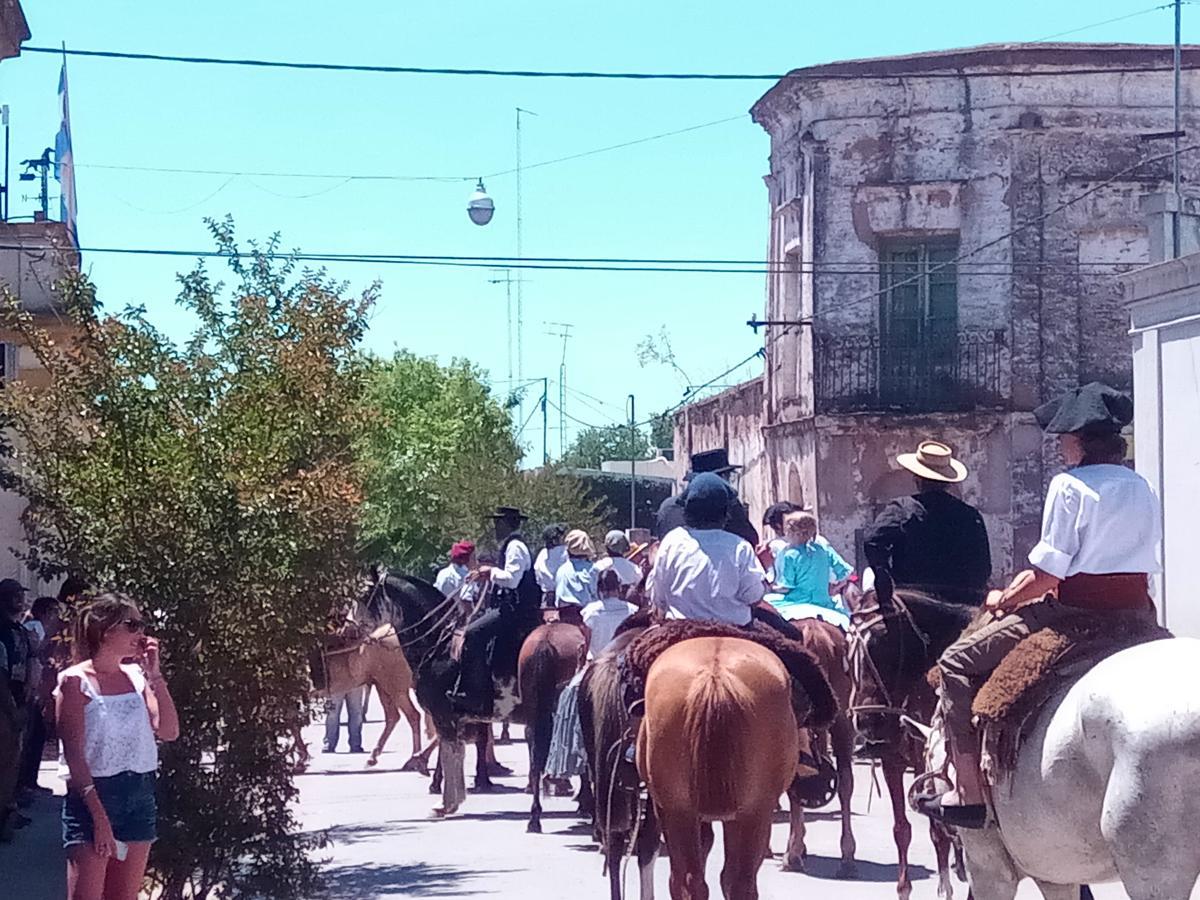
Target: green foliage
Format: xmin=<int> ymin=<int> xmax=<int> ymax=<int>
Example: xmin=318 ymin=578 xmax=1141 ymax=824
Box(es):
xmin=0 ymin=220 xmax=371 ymax=899
xmin=357 ymin=353 xmax=609 ymax=573
xmin=648 ymin=413 xmax=675 ymax=453
xmin=559 ymin=423 xmax=650 ymax=470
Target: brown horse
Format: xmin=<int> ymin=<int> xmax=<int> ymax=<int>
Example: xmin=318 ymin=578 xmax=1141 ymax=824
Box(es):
xmin=784 ymin=617 xmax=858 ymax=878
xmin=518 ymin=621 xmax=587 ymax=833
xmin=300 ymin=624 xmax=433 ymax=773
xmin=638 ymin=636 xmax=800 ymax=900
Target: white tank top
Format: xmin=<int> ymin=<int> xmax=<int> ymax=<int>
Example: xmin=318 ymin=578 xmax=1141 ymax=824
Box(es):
xmin=57 ymin=663 xmax=158 ymax=779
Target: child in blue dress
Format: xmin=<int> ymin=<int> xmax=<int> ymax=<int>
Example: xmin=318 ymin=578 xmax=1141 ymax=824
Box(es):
xmin=767 ymin=511 xmax=853 ymax=628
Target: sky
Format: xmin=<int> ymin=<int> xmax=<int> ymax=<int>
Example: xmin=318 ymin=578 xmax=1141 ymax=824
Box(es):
xmin=1 ymin=1 xmax=1193 ymax=465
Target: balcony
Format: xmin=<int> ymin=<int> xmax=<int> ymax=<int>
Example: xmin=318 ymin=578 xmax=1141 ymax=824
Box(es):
xmin=814 ymin=328 xmax=1008 ymax=414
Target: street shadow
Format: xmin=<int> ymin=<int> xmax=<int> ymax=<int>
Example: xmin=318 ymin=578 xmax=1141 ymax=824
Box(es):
xmin=404 ymin=808 xmax=585 ymax=824
xmin=771 ymin=807 xmax=849 ymax=824
xmin=321 ymin=861 xmax=510 ymax=898
xmin=296 ymin=767 xmax=431 ymax=777
xmin=321 ymin=821 xmax=418 ymax=847
xmin=786 ymin=852 xmax=933 ymax=883
xmin=468 ymin=783 xmax=525 ymax=795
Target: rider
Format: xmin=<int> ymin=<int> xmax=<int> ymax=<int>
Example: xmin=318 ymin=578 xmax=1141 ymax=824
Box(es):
xmin=553 ymin=529 xmax=598 ymax=628
xmin=863 ymin=440 xmax=992 ymax=608
xmin=655 ymin=449 xmax=760 ymax=546
xmin=451 ymin=507 xmax=541 ymax=716
xmin=648 ymin=473 xmax=767 ymax=625
xmin=919 ymin=383 xmax=1160 ymax=829
xmin=533 ymin=523 xmax=568 ymax=607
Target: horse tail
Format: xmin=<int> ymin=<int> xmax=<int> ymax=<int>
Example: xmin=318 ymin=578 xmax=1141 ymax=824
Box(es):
xmin=684 ymin=666 xmax=753 ymax=820
xmin=521 ymin=639 xmax=561 ymax=779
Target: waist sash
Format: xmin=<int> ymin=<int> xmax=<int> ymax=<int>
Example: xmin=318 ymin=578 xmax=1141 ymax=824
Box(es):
xmin=1057 ymin=572 xmax=1151 ymax=611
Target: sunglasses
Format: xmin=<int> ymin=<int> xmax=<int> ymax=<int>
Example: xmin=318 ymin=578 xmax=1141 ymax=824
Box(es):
xmin=118 ymin=619 xmax=147 ymax=633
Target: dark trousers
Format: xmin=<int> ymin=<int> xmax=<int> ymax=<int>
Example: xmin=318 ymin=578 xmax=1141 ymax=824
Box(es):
xmin=459 ymin=608 xmax=504 ymax=706
xmin=17 ymin=699 xmax=45 ymax=789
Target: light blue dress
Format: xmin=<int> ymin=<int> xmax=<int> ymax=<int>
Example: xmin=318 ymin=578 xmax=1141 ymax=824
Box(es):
xmin=767 ymin=540 xmax=853 ymax=628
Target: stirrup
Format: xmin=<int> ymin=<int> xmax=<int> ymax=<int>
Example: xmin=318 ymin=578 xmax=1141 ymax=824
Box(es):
xmin=913 ymin=794 xmax=988 ymax=830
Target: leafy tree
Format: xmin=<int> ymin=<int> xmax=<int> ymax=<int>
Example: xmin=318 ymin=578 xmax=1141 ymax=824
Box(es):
xmin=648 ymin=413 xmax=675 ymax=453
xmin=560 ymin=423 xmax=650 ymax=470
xmin=0 ymin=221 xmax=369 ymax=899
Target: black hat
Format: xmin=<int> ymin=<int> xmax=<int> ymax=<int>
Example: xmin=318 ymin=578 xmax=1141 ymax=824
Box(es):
xmin=683 ymin=473 xmax=734 ymax=524
xmin=491 ymin=506 xmax=529 ymax=521
xmin=0 ymin=578 xmax=27 ymax=601
xmin=686 ymin=448 xmax=741 ymax=480
xmin=1034 ymin=382 xmax=1133 ymax=436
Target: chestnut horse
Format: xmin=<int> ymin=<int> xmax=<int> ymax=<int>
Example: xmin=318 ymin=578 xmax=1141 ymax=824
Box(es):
xmin=518 ymin=621 xmax=587 ymax=833
xmin=638 ymin=636 xmax=800 ymax=900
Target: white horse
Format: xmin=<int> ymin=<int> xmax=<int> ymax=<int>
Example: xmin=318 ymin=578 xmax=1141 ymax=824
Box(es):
xmin=950 ymin=637 xmax=1200 ymax=900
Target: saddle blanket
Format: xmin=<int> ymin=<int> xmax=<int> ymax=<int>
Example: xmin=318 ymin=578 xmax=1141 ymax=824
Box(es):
xmin=764 ymin=595 xmax=850 ymax=631
xmin=972 ymin=607 xmax=1171 ymax=776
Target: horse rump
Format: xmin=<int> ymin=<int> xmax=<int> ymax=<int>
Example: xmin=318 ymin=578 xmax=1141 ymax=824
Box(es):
xmin=682 ymin=667 xmax=755 ymax=821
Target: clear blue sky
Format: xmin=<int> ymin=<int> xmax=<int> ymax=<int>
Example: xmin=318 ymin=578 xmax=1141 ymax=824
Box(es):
xmin=2 ymin=1 xmax=1191 ymax=463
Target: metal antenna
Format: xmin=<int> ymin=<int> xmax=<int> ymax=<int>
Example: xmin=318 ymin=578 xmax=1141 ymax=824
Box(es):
xmin=545 ymin=321 xmax=573 ymax=456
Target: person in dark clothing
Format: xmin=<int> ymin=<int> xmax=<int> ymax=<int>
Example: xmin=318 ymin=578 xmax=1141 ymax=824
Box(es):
xmin=863 ymin=441 xmax=991 ymax=607
xmin=451 ymin=507 xmax=541 ymax=716
xmin=656 ymin=448 xmax=760 ymax=546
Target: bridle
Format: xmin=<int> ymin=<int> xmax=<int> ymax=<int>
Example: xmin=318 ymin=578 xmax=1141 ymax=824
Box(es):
xmin=847 ymin=594 xmax=933 ymax=725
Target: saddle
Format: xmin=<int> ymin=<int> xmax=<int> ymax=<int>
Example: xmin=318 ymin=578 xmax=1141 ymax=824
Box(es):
xmin=972 ymin=608 xmax=1171 ymax=777
xmin=621 ymin=618 xmax=838 ymax=730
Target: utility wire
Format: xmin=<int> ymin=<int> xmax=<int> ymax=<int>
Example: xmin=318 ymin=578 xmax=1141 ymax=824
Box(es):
xmin=74 ymin=116 xmax=744 ymax=183
xmin=24 ymin=45 xmax=1200 ymax=80
xmin=1033 ymin=2 xmax=1180 ymax=42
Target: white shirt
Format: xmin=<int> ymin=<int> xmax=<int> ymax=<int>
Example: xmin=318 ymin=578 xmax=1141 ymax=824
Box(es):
xmin=1028 ymin=464 xmax=1162 ymax=580
xmin=555 ymin=558 xmax=597 ymax=608
xmin=534 ymin=545 xmax=569 ymax=593
xmin=582 ymin=597 xmax=638 ymax=658
xmin=648 ymin=526 xmax=766 ymax=626
xmin=56 ymin=663 xmax=158 ymax=779
xmin=434 ymin=563 xmax=469 ymax=600
xmin=490 ymin=537 xmax=533 ymax=590
xmin=593 ymin=555 xmax=644 ymax=587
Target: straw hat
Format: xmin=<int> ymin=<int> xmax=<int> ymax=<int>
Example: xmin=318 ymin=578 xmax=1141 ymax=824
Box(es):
xmin=895 ymin=440 xmax=967 ymax=484
xmin=564 ymin=529 xmax=596 ymax=559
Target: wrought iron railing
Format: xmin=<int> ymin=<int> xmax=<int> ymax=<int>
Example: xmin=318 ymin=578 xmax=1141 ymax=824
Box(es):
xmin=814 ymin=329 xmax=1008 ymax=414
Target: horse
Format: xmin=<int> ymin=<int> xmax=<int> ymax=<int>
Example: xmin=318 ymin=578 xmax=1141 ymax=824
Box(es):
xmin=578 ymin=626 xmax=660 ymax=900
xmin=307 ymin=624 xmax=432 ymax=770
xmin=927 ymin=636 xmax=1200 ymax=900
xmin=783 ymin=617 xmax=858 ymax=878
xmin=850 ymin=589 xmax=973 ymax=900
xmin=638 ymin=636 xmax=800 ymax=900
xmin=519 ymin=621 xmax=587 ymax=833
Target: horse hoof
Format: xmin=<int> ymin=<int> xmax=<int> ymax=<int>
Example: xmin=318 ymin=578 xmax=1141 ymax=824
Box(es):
xmin=473 ymin=780 xmax=496 ymax=794
xmin=487 ymin=763 xmax=514 ymax=777
xmin=783 ymin=854 xmax=805 ymax=873
xmin=366 ymin=758 xmax=378 ymax=768
xmin=527 ymin=820 xmax=542 ymax=834
xmin=429 ymin=783 xmax=441 ymax=795
xmin=836 ymin=861 xmax=857 ymax=879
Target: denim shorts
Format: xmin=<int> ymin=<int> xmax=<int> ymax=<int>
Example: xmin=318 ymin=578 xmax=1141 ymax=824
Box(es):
xmin=63 ymin=770 xmax=157 ymax=847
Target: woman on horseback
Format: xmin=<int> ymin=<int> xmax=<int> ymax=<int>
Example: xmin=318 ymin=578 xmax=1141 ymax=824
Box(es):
xmin=921 ymin=382 xmax=1161 ymax=829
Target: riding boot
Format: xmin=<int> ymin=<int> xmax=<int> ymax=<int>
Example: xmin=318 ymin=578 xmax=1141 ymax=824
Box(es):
xmin=449 ymin=647 xmax=495 ymax=717
xmin=915 ymin=749 xmax=988 ymax=829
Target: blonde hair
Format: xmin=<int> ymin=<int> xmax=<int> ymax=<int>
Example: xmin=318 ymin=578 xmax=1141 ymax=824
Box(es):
xmin=783 ymin=511 xmax=817 ymax=541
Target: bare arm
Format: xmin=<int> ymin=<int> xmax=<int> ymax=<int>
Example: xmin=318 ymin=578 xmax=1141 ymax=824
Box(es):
xmin=140 ymin=638 xmax=179 ymax=741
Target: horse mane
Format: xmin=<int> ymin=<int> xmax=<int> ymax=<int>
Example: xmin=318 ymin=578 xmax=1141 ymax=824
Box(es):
xmin=893 ymin=589 xmax=976 ymax=644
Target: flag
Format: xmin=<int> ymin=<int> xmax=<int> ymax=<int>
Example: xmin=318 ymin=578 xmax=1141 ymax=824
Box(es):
xmin=54 ymin=55 xmax=77 ymax=243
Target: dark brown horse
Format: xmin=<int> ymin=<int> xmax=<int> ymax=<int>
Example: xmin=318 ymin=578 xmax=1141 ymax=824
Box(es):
xmin=638 ymin=636 xmax=800 ymax=900
xmin=785 ymin=618 xmax=858 ymax=878
xmin=851 ymin=590 xmax=972 ymax=900
xmin=579 ymin=626 xmax=660 ymax=900
xmin=518 ymin=621 xmax=587 ymax=833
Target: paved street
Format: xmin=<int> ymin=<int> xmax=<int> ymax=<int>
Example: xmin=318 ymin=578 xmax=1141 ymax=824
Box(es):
xmin=295 ymin=718 xmax=1145 ymax=900
xmin=4 ymin=715 xmax=1190 ymax=899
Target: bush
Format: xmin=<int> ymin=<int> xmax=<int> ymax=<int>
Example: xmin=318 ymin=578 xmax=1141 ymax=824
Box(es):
xmin=0 ymin=221 xmax=371 ymax=898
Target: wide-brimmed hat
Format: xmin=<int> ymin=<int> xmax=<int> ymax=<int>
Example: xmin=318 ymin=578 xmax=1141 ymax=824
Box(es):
xmin=565 ymin=529 xmax=595 ymax=559
xmin=491 ymin=506 xmax=528 ymax=522
xmin=685 ymin=448 xmax=741 ymax=481
xmin=896 ymin=441 xmax=968 ymax=484
xmin=604 ymin=529 xmax=630 ymax=555
xmin=1034 ymin=382 xmax=1133 ymax=436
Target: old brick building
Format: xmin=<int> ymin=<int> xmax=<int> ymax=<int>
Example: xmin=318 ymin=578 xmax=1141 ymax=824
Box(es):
xmin=676 ymin=43 xmax=1200 ymax=577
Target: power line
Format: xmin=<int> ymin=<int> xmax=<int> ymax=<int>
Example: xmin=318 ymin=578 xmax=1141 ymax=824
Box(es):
xmin=25 ymin=45 xmax=1200 ymax=81
xmin=74 ymin=116 xmax=744 ymax=183
xmin=1033 ymin=2 xmax=1180 ymax=42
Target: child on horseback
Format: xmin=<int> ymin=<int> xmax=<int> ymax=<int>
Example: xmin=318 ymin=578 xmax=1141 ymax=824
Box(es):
xmin=766 ymin=511 xmax=853 ymax=629
xmin=920 ymin=383 xmax=1160 ymax=829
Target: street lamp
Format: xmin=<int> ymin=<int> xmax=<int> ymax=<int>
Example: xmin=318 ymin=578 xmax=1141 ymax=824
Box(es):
xmin=467 ymin=179 xmax=495 ymax=226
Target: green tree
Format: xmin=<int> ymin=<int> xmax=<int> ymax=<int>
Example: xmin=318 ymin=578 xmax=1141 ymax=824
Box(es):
xmin=0 ymin=221 xmax=370 ymax=899
xmin=648 ymin=413 xmax=675 ymax=453
xmin=560 ymin=424 xmax=651 ymax=470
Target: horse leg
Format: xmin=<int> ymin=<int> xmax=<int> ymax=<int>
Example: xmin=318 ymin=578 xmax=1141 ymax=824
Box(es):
xmin=499 ymin=721 xmax=512 ymax=744
xmin=433 ymin=738 xmax=466 ymax=817
xmin=953 ymin=833 xmax=967 ymax=882
xmin=931 ymin=822 xmax=954 ymax=900
xmin=576 ymin=774 xmax=594 ymax=819
xmin=1033 ymin=883 xmax=1084 ymax=900
xmin=661 ymin=809 xmax=709 ymax=900
xmin=396 ymin=691 xmax=424 ymax=770
xmin=638 ymin=805 xmax=661 ymax=900
xmin=367 ymin=688 xmax=399 ymax=768
xmin=290 ymin=725 xmax=310 ymax=774
xmin=883 ymin=754 xmax=914 ymax=900
xmin=832 ymin=716 xmax=857 ymax=878
xmin=783 ymin=783 xmax=806 ymax=872
xmin=430 ymin=746 xmax=443 ymax=795
xmin=721 ymin=810 xmax=772 ymax=900
xmin=473 ymin=726 xmax=495 ymax=792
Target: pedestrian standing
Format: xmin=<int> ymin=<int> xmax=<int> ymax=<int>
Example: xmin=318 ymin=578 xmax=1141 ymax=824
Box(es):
xmin=57 ymin=592 xmax=179 ymax=900
xmin=0 ymin=579 xmax=30 ymax=838
xmin=323 ymin=688 xmax=365 ymax=755
xmin=17 ymin=596 xmax=62 ymax=801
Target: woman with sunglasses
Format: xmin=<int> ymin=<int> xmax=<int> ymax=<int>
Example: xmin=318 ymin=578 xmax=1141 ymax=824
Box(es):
xmin=55 ymin=592 xmax=179 ymax=900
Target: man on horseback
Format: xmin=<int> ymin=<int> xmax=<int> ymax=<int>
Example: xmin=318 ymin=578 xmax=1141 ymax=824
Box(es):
xmin=863 ymin=440 xmax=992 ymax=608
xmin=655 ymin=448 xmax=760 ymax=546
xmin=451 ymin=506 xmax=542 ymax=716
xmin=919 ymin=383 xmax=1160 ymax=829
